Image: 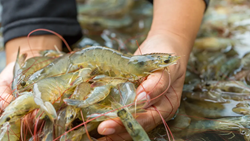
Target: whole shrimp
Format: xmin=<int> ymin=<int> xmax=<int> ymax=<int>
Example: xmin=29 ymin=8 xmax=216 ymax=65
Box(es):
xmin=69 ymin=46 xmax=179 ymax=79
xmin=20 ymin=46 xmax=179 ymax=92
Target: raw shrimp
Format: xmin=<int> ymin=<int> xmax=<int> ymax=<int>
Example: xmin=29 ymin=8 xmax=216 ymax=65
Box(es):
xmin=0 ymin=68 xmax=92 ymax=126
xmin=41 ymin=119 xmax=53 ymax=141
xmin=21 ymin=54 xmax=80 ymax=92
xmin=65 ymin=82 xmax=92 ymax=126
xmin=177 ymin=116 xmax=250 ymax=138
xmin=203 ymin=81 xmax=250 ymax=93
xmin=64 ymin=77 xmax=130 ymax=109
xmin=60 ymin=122 xmax=99 ymax=141
xmin=33 ymin=68 xmax=92 ymax=121
xmin=113 ymin=102 xmax=151 ymax=141
xmin=69 ymin=46 xmax=180 ymax=80
xmin=39 ymin=49 xmax=65 ymax=58
xmin=184 ymin=100 xmax=240 ymax=118
xmin=0 ymin=119 xmax=21 ymax=141
xmin=16 ymin=56 xmax=55 ymax=92
xmin=215 ymin=57 xmax=241 ymax=80
xmin=0 ymin=92 xmax=39 ymax=126
xmin=194 ymin=37 xmax=235 ymax=51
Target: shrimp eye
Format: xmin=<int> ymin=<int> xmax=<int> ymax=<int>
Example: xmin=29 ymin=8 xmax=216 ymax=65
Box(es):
xmin=20 ymin=81 xmax=26 ymax=87
xmin=6 ymin=117 xmax=11 ymax=122
xmin=164 ymin=60 xmax=170 ymax=63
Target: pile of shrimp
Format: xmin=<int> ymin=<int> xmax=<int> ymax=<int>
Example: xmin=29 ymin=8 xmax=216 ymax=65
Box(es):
xmin=0 ymin=29 xmax=180 ymax=141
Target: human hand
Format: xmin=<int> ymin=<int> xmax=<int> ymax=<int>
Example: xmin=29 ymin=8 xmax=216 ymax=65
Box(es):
xmin=97 ymin=33 xmax=189 ymax=140
xmin=0 ymin=62 xmax=15 ymax=113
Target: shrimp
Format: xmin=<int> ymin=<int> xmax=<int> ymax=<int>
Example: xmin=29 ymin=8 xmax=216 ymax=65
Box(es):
xmin=113 ymin=102 xmax=151 ymax=141
xmin=215 ymin=57 xmax=241 ymax=80
xmin=33 ymin=68 xmax=92 ymax=121
xmin=0 ymin=92 xmax=39 ymax=126
xmin=177 ymin=116 xmax=250 ymax=138
xmin=194 ymin=37 xmax=235 ymax=51
xmin=232 ymin=102 xmax=250 ymax=115
xmin=17 ymin=56 xmax=55 ymax=92
xmin=55 ymin=108 xmax=67 ymax=138
xmin=0 ymin=68 xmax=92 ymax=126
xmin=41 ymin=119 xmax=53 ymax=141
xmin=69 ymin=46 xmax=179 ymax=80
xmin=39 ymin=49 xmax=65 ymax=58
xmin=21 ymin=54 xmax=80 ymax=92
xmin=0 ymin=119 xmax=21 ymax=141
xmin=12 ymin=48 xmax=27 ymax=93
xmin=65 ymin=82 xmax=92 ymax=126
xmin=63 ymin=77 xmax=128 ymax=109
xmin=203 ymin=81 xmax=250 ymax=93
xmin=184 ymin=100 xmax=240 ymax=118
xmin=60 ymin=122 xmax=99 ymax=141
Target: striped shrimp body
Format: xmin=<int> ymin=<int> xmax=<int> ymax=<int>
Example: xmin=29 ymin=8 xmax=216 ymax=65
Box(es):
xmin=69 ymin=46 xmax=180 ymax=80
xmin=113 ymin=102 xmax=150 ymax=141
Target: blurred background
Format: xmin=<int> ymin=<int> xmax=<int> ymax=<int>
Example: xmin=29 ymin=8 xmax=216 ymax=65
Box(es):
xmin=0 ymin=0 xmax=250 ymax=140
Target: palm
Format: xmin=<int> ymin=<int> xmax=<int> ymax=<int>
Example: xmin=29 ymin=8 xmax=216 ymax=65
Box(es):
xmin=97 ymin=35 xmax=188 ymax=140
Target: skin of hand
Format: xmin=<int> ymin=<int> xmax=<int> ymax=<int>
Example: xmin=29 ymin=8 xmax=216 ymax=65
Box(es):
xmin=97 ymin=0 xmax=205 ymax=140
xmin=0 ymin=35 xmax=62 ymax=124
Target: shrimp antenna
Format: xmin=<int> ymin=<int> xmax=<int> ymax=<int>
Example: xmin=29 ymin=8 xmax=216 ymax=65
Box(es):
xmin=27 ymin=28 xmax=72 ymax=54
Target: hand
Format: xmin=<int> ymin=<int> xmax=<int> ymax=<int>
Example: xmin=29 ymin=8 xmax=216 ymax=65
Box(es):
xmin=0 ymin=62 xmax=15 ymax=113
xmin=97 ymin=34 xmax=189 ymax=140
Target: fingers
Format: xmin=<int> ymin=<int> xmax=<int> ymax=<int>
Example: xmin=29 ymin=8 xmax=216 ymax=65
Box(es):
xmin=136 ymin=70 xmax=172 ymax=107
xmin=0 ymin=62 xmax=15 ymax=84
xmin=98 ymin=92 xmax=179 ymax=140
xmin=0 ymin=62 xmax=15 ymax=112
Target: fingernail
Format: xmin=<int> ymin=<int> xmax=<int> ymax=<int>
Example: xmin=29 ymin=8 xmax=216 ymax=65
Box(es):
xmin=136 ymin=92 xmax=150 ymax=102
xmin=102 ymin=128 xmax=115 ymax=135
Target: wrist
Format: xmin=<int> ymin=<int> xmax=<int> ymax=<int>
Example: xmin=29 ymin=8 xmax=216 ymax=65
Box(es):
xmin=5 ymin=35 xmax=62 ymax=64
xmin=146 ymin=30 xmax=192 ymax=56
